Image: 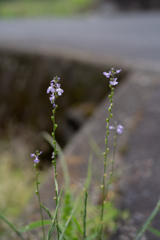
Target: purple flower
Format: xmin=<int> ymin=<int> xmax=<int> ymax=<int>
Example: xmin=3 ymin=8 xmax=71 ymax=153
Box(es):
xmin=47 ymin=83 xmax=55 ymax=94
xmin=109 ymin=123 xmax=124 ymax=134
xmin=52 ymin=103 xmax=56 ymax=109
xmin=116 ymin=124 xmax=124 ymax=134
xmin=56 ymin=87 xmax=64 ymax=96
xmin=34 ymin=156 xmax=40 ymax=164
xmin=109 ymin=78 xmax=118 ymax=86
xmin=47 ymin=76 xmax=63 ymax=106
xmin=51 ymin=77 xmax=60 ymax=83
xmin=109 ymin=126 xmax=115 ymax=130
xmin=49 ymin=93 xmax=55 ymax=102
xmin=116 ymin=69 xmax=121 ymax=73
xmin=30 ymin=151 xmax=42 ymax=164
xmin=103 ymin=71 xmax=111 ymax=78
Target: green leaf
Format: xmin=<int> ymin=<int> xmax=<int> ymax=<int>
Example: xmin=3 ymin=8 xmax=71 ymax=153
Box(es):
xmin=148 ymin=226 xmax=160 ymax=237
xmin=59 ymin=199 xmax=78 ymax=240
xmin=85 ymin=233 xmax=98 ymax=240
xmin=40 ymin=203 xmax=53 ymax=219
xmin=72 ymin=215 xmax=83 ymax=234
xmin=47 ymin=189 xmax=63 ymax=240
xmin=135 ymin=198 xmax=160 ymax=240
xmin=0 ymin=214 xmax=25 ymax=240
xmin=20 ymin=220 xmax=51 ymax=232
xmin=58 ymin=224 xmax=67 ymax=240
xmin=87 ymin=135 xmax=103 ymax=161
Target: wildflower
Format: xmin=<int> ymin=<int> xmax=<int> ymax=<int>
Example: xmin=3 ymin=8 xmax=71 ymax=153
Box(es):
xmin=56 ymin=87 xmax=64 ymax=96
xmin=109 ymin=126 xmax=114 ymax=130
xmin=103 ymin=71 xmax=111 ymax=78
xmin=109 ymin=78 xmax=118 ymax=86
xmin=47 ymin=83 xmax=55 ymax=94
xmin=49 ymin=94 xmax=55 ymax=102
xmin=117 ymin=124 xmax=124 ymax=134
xmin=30 ymin=151 xmax=42 ymax=164
xmin=116 ymin=69 xmax=121 ymax=73
xmin=47 ymin=76 xmax=64 ymax=106
xmin=109 ymin=123 xmax=124 ymax=134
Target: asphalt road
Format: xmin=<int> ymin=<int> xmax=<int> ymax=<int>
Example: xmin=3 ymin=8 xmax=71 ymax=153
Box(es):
xmin=0 ymin=12 xmax=160 ymax=63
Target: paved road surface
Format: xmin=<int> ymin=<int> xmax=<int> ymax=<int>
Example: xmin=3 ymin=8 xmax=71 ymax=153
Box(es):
xmin=0 ymin=12 xmax=160 ymax=64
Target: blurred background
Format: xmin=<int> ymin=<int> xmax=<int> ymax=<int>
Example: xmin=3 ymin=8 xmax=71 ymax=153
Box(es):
xmin=0 ymin=0 xmax=160 ymax=17
xmin=0 ymin=0 xmax=160 ymax=239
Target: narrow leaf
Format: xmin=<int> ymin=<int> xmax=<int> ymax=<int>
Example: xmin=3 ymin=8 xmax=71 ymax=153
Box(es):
xmin=148 ymin=226 xmax=160 ymax=237
xmin=86 ymin=233 xmax=98 ymax=240
xmin=72 ymin=215 xmax=83 ymax=234
xmin=58 ymin=223 xmax=67 ymax=240
xmin=135 ymin=198 xmax=160 ymax=240
xmin=47 ymin=189 xmax=63 ymax=240
xmin=20 ymin=220 xmax=51 ymax=232
xmin=40 ymin=203 xmax=53 ymax=219
xmin=87 ymin=135 xmax=103 ymax=161
xmin=59 ymin=199 xmax=78 ymax=240
xmin=0 ymin=214 xmax=25 ymax=240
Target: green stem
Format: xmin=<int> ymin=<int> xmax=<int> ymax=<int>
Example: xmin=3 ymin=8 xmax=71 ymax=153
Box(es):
xmin=106 ymin=130 xmax=117 ymax=196
xmin=35 ymin=167 xmax=45 ymax=240
xmin=99 ymin=85 xmax=114 ymax=239
xmin=51 ymin=107 xmax=59 ymax=239
xmin=0 ymin=214 xmax=25 ymax=240
xmin=83 ymin=189 xmax=88 ymax=239
xmin=135 ymin=199 xmax=160 ymax=240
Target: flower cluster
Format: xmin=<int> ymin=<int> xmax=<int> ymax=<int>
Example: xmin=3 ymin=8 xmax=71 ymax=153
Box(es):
xmin=103 ymin=68 xmax=121 ymax=86
xmin=109 ymin=123 xmax=124 ymax=134
xmin=47 ymin=76 xmax=64 ymax=107
xmin=30 ymin=150 xmax=42 ymax=164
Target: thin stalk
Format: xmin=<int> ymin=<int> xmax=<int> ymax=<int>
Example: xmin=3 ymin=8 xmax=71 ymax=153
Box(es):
xmin=35 ymin=166 xmax=45 ymax=240
xmin=51 ymin=107 xmax=59 ymax=239
xmin=83 ymin=189 xmax=88 ymax=239
xmin=0 ymin=214 xmax=25 ymax=240
xmin=99 ymin=84 xmax=114 ymax=239
xmin=135 ymin=199 xmax=160 ymax=240
xmin=106 ymin=130 xmax=117 ymax=196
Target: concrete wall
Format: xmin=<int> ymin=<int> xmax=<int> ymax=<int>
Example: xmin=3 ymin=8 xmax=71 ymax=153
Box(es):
xmin=0 ymin=49 xmax=125 ymax=149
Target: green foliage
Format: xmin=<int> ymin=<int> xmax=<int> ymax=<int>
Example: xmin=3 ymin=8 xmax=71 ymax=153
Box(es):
xmin=0 ymin=0 xmax=93 ymax=18
xmin=0 ymin=214 xmax=25 ymax=240
xmin=59 ymin=190 xmax=123 ymax=240
xmin=148 ymin=227 xmax=160 ymax=237
xmin=61 ymin=191 xmax=75 ymax=238
xmin=135 ymin=199 xmax=160 ymax=240
xmin=20 ymin=220 xmax=51 ymax=233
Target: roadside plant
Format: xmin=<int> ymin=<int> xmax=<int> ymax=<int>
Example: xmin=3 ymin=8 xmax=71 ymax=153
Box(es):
xmin=1 ymin=68 xmax=157 ymax=240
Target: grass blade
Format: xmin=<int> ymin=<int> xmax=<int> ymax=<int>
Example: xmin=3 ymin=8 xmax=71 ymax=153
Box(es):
xmin=148 ymin=226 xmax=160 ymax=237
xmin=135 ymin=199 xmax=160 ymax=240
xmin=40 ymin=203 xmax=53 ymax=219
xmin=87 ymin=135 xmax=103 ymax=161
xmin=20 ymin=220 xmax=51 ymax=232
xmin=47 ymin=189 xmax=63 ymax=240
xmin=85 ymin=233 xmax=98 ymax=240
xmin=59 ymin=199 xmax=78 ymax=240
xmin=72 ymin=216 xmax=83 ymax=234
xmin=0 ymin=214 xmax=25 ymax=240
